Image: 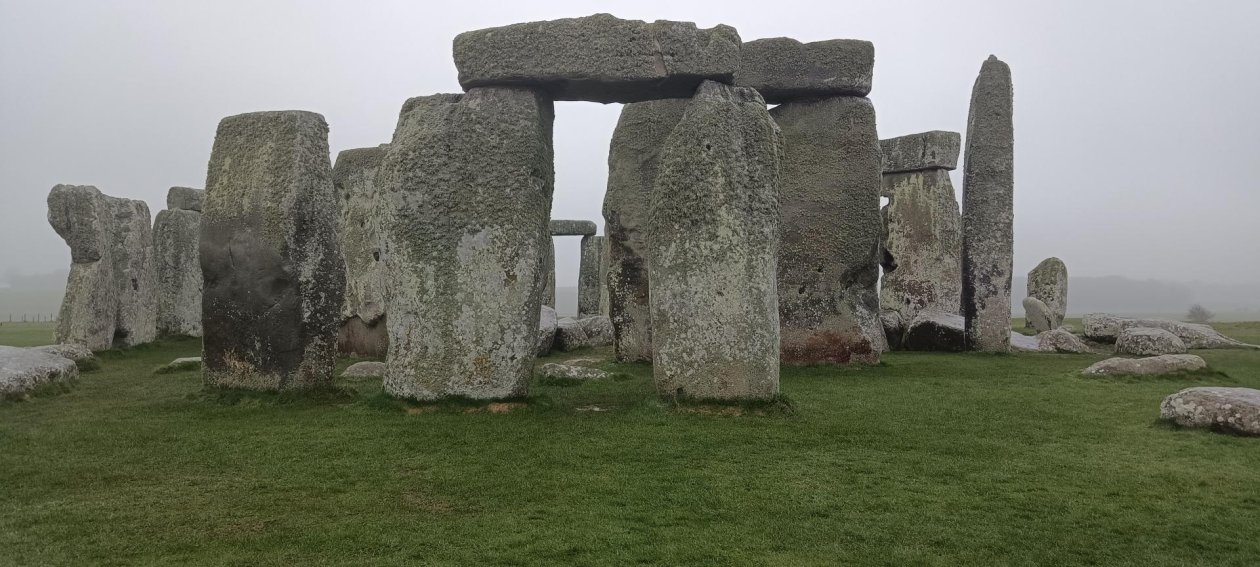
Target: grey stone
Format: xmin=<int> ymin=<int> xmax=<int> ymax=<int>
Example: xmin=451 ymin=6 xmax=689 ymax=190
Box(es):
xmin=902 ymin=311 xmax=966 ymax=352
xmin=774 ymin=96 xmax=886 ymax=364
xmin=536 ymin=363 xmax=613 ymax=381
xmin=879 ymin=131 xmax=961 ymax=174
xmin=734 ymin=37 xmax=873 ymax=103
xmin=29 ymin=343 xmax=95 ymax=364
xmin=1116 ymin=327 xmax=1187 ymax=356
xmin=166 ymin=186 xmax=204 ymax=212
xmin=549 ymin=219 xmax=597 ymax=236
xmin=107 ymin=196 xmax=158 ymax=348
xmin=1083 ymin=354 xmax=1207 ymax=376
xmin=599 ymin=235 xmax=610 ymax=316
xmin=153 ymin=207 xmax=203 ymax=337
xmin=376 ymin=89 xmax=553 ymax=401
xmin=1161 ymin=387 xmax=1260 ymax=436
xmin=555 ymin=317 xmax=591 ymax=351
xmin=880 ymin=309 xmax=905 ymax=351
xmin=453 ymin=14 xmax=741 ymax=104
xmin=333 ymin=145 xmax=390 ymax=357
xmin=577 ymin=235 xmax=605 ymax=316
xmin=1009 ymin=332 xmax=1041 ymax=352
xmin=47 ymin=185 xmax=118 ymax=351
xmin=0 ymin=345 xmax=78 ymax=399
xmin=1036 ymin=328 xmax=1090 ymax=353
xmin=537 ymin=305 xmax=558 ymax=355
xmin=342 ymin=361 xmax=387 ymax=378
xmin=577 ymin=315 xmax=614 ymax=346
xmin=1082 ymin=313 xmax=1259 ymax=349
xmin=961 ymin=55 xmax=1015 ymax=352
xmin=1022 ymin=296 xmax=1055 ymax=333
xmin=200 ymin=110 xmax=344 ymax=391
xmin=648 ymin=81 xmax=782 ymax=401
xmin=544 ymin=239 xmax=556 ymax=308
xmin=156 ymin=356 xmax=202 ymax=373
xmin=1026 ymin=257 xmax=1068 ymax=328
xmin=603 ymin=98 xmax=690 ymax=362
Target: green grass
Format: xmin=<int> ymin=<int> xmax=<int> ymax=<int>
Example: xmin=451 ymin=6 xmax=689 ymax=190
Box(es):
xmin=0 ymin=322 xmax=57 ymax=347
xmin=1 ymin=325 xmax=1259 ymax=565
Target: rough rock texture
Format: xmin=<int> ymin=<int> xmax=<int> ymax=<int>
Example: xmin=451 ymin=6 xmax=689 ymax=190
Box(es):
xmin=377 ymin=89 xmax=553 ymax=401
xmin=880 ymin=310 xmax=905 ymax=351
xmin=107 ymin=196 xmax=158 ymax=348
xmin=902 ymin=311 xmax=967 ymax=352
xmin=1116 ymin=327 xmax=1188 ymax=356
xmin=879 ymin=131 xmax=963 ymax=321
xmin=555 ymin=317 xmax=591 ymax=351
xmin=166 ymin=186 xmax=204 ymax=212
xmin=1083 ymin=354 xmax=1206 ymax=376
xmin=537 ymin=305 xmax=558 ymax=356
xmin=648 ymin=81 xmax=782 ymax=401
xmin=550 ymin=219 xmax=597 ymax=236
xmin=1026 ymin=257 xmax=1068 ymax=328
xmin=599 ymin=236 xmax=611 ymax=316
xmin=604 ymin=98 xmax=690 ymax=362
xmin=453 ymin=14 xmax=741 ymax=104
xmin=1022 ymin=296 xmax=1054 ymax=333
xmin=200 ymin=111 xmax=345 ymax=391
xmin=29 ymin=344 xmax=95 ymax=364
xmin=48 ymin=185 xmax=118 ymax=351
xmin=544 ymin=240 xmax=556 ymax=308
xmin=1 ymin=346 xmax=78 ymax=399
xmin=961 ymin=55 xmax=1015 ymax=352
xmin=333 ymin=145 xmax=390 ymax=357
xmin=153 ymin=200 xmax=203 ymax=337
xmin=1160 ymin=387 xmax=1260 ymax=436
xmin=773 ymin=96 xmax=886 ymax=364
xmin=1009 ymin=332 xmax=1041 ymax=352
xmin=577 ymin=235 xmax=605 ymax=316
xmin=342 ymin=361 xmax=387 ymax=378
xmin=578 ymin=315 xmax=614 ymax=346
xmin=537 ymin=363 xmax=613 ymax=381
xmin=1082 ymin=313 xmax=1259 ymax=349
xmin=734 ymin=38 xmax=873 ymax=103
xmin=1036 ymin=328 xmax=1090 ymax=353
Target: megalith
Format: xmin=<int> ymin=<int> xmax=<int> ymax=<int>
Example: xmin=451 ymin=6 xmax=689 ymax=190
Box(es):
xmin=153 ymin=187 xmax=204 ymax=337
xmin=1026 ymin=257 xmax=1068 ymax=328
xmin=578 ymin=235 xmax=605 ymax=316
xmin=106 ymin=196 xmax=158 ymax=348
xmin=333 ymin=145 xmax=390 ymax=357
xmin=961 ymin=55 xmax=1015 ymax=352
xmin=603 ymin=98 xmax=689 ymax=362
xmin=648 ymin=80 xmax=782 ymax=401
xmin=879 ymin=131 xmax=963 ymax=322
xmin=47 ymin=185 xmax=118 ymax=351
xmin=735 ymin=38 xmax=873 ymax=103
xmin=200 ymin=111 xmax=344 ymax=391
xmin=377 ymin=88 xmax=554 ymax=401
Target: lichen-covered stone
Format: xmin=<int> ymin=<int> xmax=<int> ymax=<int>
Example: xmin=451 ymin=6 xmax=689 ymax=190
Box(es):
xmin=734 ymin=37 xmax=873 ymax=103
xmin=773 ymin=96 xmax=885 ymax=363
xmin=555 ymin=317 xmax=591 ymax=352
xmin=536 ymin=363 xmax=613 ymax=381
xmin=537 ymin=305 xmax=558 ymax=356
xmin=648 ymin=81 xmax=782 ymax=401
xmin=333 ymin=145 xmax=390 ymax=357
xmin=1116 ymin=327 xmax=1188 ymax=356
xmin=376 ymin=89 xmax=553 ymax=401
xmin=577 ymin=315 xmax=614 ymax=346
xmin=0 ymin=345 xmax=78 ymax=399
xmin=166 ymin=186 xmax=204 ymax=212
xmin=880 ymin=131 xmax=961 ymax=174
xmin=961 ymin=56 xmax=1015 ymax=352
xmin=201 ymin=110 xmax=344 ymax=391
xmin=1036 ymin=328 xmax=1090 ymax=353
xmin=1082 ymin=313 xmax=1259 ymax=349
xmin=603 ymin=98 xmax=689 ymax=362
xmin=106 ymin=196 xmax=158 ymax=348
xmin=1022 ymin=296 xmax=1054 ymax=333
xmin=577 ymin=235 xmax=605 ymax=316
xmin=544 ymin=239 xmax=556 ymax=308
xmin=599 ymin=235 xmax=610 ymax=316
xmin=47 ymin=185 xmax=118 ymax=351
xmin=1083 ymin=354 xmax=1206 ymax=376
xmin=153 ymin=202 xmax=202 ymax=337
xmin=549 ymin=219 xmax=597 ymax=236
xmin=1026 ymin=257 xmax=1067 ymax=328
xmin=342 ymin=361 xmax=386 ymax=378
xmin=1160 ymin=387 xmax=1260 ymax=436
xmin=453 ymin=14 xmax=741 ymax=104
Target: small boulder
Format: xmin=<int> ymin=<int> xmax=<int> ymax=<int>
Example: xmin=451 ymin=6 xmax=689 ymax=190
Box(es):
xmin=1022 ymin=296 xmax=1055 ymax=333
xmin=577 ymin=315 xmax=614 ymax=346
xmin=1082 ymin=354 xmax=1206 ymax=376
xmin=1036 ymin=329 xmax=1090 ymax=353
xmin=342 ymin=361 xmax=387 ymax=378
xmin=536 ymin=363 xmax=613 ymax=381
xmin=1 ymin=345 xmax=78 ymax=399
xmin=537 ymin=305 xmax=558 ymax=356
xmin=555 ymin=317 xmax=591 ymax=351
xmin=1160 ymin=387 xmax=1260 ymax=436
xmin=1116 ymin=327 xmax=1187 ymax=356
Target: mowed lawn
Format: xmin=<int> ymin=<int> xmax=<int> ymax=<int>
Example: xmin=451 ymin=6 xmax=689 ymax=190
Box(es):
xmin=2 ymin=322 xmax=1259 ymax=566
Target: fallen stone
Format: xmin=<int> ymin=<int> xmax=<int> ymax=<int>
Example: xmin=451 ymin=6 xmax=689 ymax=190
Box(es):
xmin=47 ymin=184 xmax=118 ymax=351
xmin=1083 ymin=354 xmax=1207 ymax=376
xmin=1116 ymin=327 xmax=1188 ymax=356
xmin=153 ymin=201 xmax=203 ymax=338
xmin=1036 ymin=328 xmax=1091 ymax=353
xmin=538 ymin=305 xmax=558 ymax=356
xmin=1022 ymin=296 xmax=1055 ymax=333
xmin=29 ymin=344 xmax=95 ymax=364
xmin=453 ymin=14 xmax=741 ymax=103
xmin=1026 ymin=257 xmax=1068 ymax=328
xmin=1082 ymin=313 xmax=1258 ymax=349
xmin=333 ymin=144 xmax=390 ymax=357
xmin=555 ymin=317 xmax=591 ymax=351
xmin=166 ymin=186 xmax=204 ymax=212
xmin=0 ymin=345 xmax=78 ymax=399
xmin=735 ymin=37 xmax=873 ymax=103
xmin=107 ymin=196 xmax=158 ymax=348
xmin=155 ymin=356 xmax=202 ymax=374
xmin=577 ymin=235 xmax=605 ymax=316
xmin=536 ymin=363 xmax=613 ymax=381
xmin=342 ymin=361 xmax=387 ymax=378
xmin=879 ymin=130 xmax=961 ymax=174
xmin=1009 ymin=332 xmax=1042 ymax=352
xmin=577 ymin=315 xmax=614 ymax=346
xmin=902 ymin=311 xmax=1036 ymax=353
xmin=549 ymin=219 xmax=597 ymax=236
xmin=1160 ymin=387 xmax=1260 ymax=436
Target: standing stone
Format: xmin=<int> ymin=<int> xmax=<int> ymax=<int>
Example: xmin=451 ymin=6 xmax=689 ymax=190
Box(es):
xmin=200 ymin=111 xmax=344 ymax=391
xmin=543 ymin=240 xmax=556 ymax=308
xmin=648 ymin=81 xmax=782 ymax=400
xmin=106 ymin=197 xmax=158 ymax=348
xmin=333 ymin=145 xmax=390 ymax=357
xmin=577 ymin=235 xmax=605 ymax=316
xmin=153 ymin=187 xmax=204 ymax=337
xmin=603 ymin=98 xmax=690 ymax=362
xmin=377 ymin=88 xmax=554 ymax=400
xmin=961 ymin=55 xmax=1015 ymax=352
xmin=599 ymin=235 xmax=610 ymax=316
xmin=47 ymin=185 xmax=118 ymax=351
xmin=1026 ymin=257 xmax=1068 ymax=328
xmin=773 ymin=96 xmax=886 ymax=364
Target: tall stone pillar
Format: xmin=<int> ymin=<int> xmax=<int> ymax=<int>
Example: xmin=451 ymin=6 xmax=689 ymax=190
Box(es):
xmin=577 ymin=235 xmax=604 ymax=316
xmin=47 ymin=185 xmax=118 ymax=351
xmin=333 ymin=145 xmax=390 ymax=357
xmin=107 ymin=197 xmax=158 ymax=348
xmin=1026 ymin=257 xmax=1068 ymax=328
xmin=154 ymin=187 xmax=204 ymax=337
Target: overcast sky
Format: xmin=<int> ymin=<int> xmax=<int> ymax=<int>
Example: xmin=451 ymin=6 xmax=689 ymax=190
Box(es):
xmin=2 ymin=0 xmax=1258 ymax=287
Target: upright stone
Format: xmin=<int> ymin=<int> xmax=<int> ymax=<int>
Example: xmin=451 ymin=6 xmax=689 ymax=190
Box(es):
xmin=200 ymin=111 xmax=344 ymax=391
xmin=1026 ymin=257 xmax=1068 ymax=328
xmin=544 ymin=240 xmax=556 ymax=309
xmin=154 ymin=187 xmax=204 ymax=337
xmin=333 ymin=145 xmax=390 ymax=357
xmin=107 ymin=196 xmax=158 ymax=348
xmin=598 ymin=235 xmax=611 ymax=316
xmin=961 ymin=55 xmax=1015 ymax=352
xmin=377 ymin=89 xmax=554 ymax=400
xmin=47 ymin=185 xmax=118 ymax=351
xmin=648 ymin=81 xmax=782 ymax=401
xmin=773 ymin=96 xmax=886 ymax=364
xmin=603 ymin=98 xmax=689 ymax=362
xmin=577 ymin=235 xmax=605 ymax=316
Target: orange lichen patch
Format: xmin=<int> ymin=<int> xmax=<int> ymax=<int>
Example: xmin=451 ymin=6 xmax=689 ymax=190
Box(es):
xmin=781 ymin=330 xmax=876 ymax=364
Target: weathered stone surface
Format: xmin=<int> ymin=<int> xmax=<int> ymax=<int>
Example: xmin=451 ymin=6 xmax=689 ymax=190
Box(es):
xmin=48 ymin=185 xmax=118 ymax=351
xmin=1082 ymin=313 xmax=1259 ymax=349
xmin=577 ymin=315 xmax=614 ymax=346
xmin=544 ymin=239 xmax=556 ymax=308
xmin=0 ymin=346 xmax=78 ymax=399
xmin=555 ymin=317 xmax=591 ymax=351
xmin=153 ymin=206 xmax=202 ymax=337
xmin=166 ymin=186 xmax=204 ymax=212
xmin=155 ymin=356 xmax=201 ymax=373
xmin=29 ymin=343 xmax=95 ymax=364
xmin=1161 ymin=387 xmax=1260 ymax=436
xmin=1036 ymin=328 xmax=1090 ymax=353
xmin=1026 ymin=257 xmax=1067 ymax=328
xmin=537 ymin=305 xmax=558 ymax=356
xmin=879 ymin=131 xmax=961 ymax=174
xmin=201 ymin=110 xmax=344 ymax=391
xmin=1009 ymin=332 xmax=1041 ymax=352
xmin=880 ymin=309 xmax=905 ymax=350
xmin=106 ymin=196 xmax=158 ymax=348
xmin=1022 ymin=296 xmax=1054 ymax=333
xmin=902 ymin=311 xmax=966 ymax=352
xmin=342 ymin=361 xmax=387 ymax=378
xmin=333 ymin=145 xmax=390 ymax=357
xmin=774 ymin=96 xmax=885 ymax=364
xmin=550 ymin=219 xmax=597 ymax=236
xmin=1116 ymin=327 xmax=1187 ymax=356
xmin=577 ymin=235 xmax=605 ymax=316
xmin=453 ymin=14 xmax=741 ymax=104
xmin=1083 ymin=354 xmax=1206 ymax=376
xmin=598 ymin=235 xmax=610 ymax=316
xmin=734 ymin=37 xmax=873 ymax=103
xmin=536 ymin=363 xmax=613 ymax=381
xmin=376 ymin=89 xmax=553 ymax=400
xmin=603 ymin=98 xmax=690 ymax=362
xmin=961 ymin=55 xmax=1015 ymax=352
xmin=648 ymin=81 xmax=782 ymax=401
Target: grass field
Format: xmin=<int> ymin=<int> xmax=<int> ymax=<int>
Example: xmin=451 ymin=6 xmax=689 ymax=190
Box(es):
xmin=2 ymin=322 xmax=1259 ymax=565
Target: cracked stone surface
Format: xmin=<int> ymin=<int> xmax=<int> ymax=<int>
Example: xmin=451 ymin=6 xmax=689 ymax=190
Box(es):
xmin=333 ymin=145 xmax=390 ymax=357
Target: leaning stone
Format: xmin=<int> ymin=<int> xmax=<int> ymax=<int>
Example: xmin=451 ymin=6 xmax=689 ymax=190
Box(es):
xmin=453 ymin=14 xmax=741 ymax=104
xmin=577 ymin=315 xmax=614 ymax=346
xmin=773 ymin=95 xmax=886 ymax=363
xmin=1083 ymin=354 xmax=1206 ymax=376
xmin=1036 ymin=329 xmax=1090 ymax=353
xmin=342 ymin=361 xmax=387 ymax=378
xmin=333 ymin=145 xmax=390 ymax=357
xmin=1026 ymin=257 xmax=1068 ymax=328
xmin=47 ymin=185 xmax=118 ymax=351
xmin=577 ymin=235 xmax=605 ymax=316
xmin=961 ymin=55 xmax=1015 ymax=352
xmin=201 ymin=111 xmax=344 ymax=391
xmin=1022 ymin=296 xmax=1055 ymax=333
xmin=166 ymin=186 xmax=204 ymax=212
xmin=648 ymin=81 xmax=782 ymax=400
xmin=1160 ymin=387 xmax=1260 ymax=436
xmin=604 ymin=98 xmax=690 ymax=362
xmin=555 ymin=318 xmax=591 ymax=351
xmin=537 ymin=305 xmax=558 ymax=356
xmin=153 ymin=204 xmax=203 ymax=337
xmin=376 ymin=89 xmax=552 ymax=400
xmin=536 ymin=363 xmax=613 ymax=381
xmin=735 ymin=37 xmax=873 ymax=103
xmin=879 ymin=131 xmax=961 ymax=174
xmin=0 ymin=345 xmax=78 ymax=399
xmin=902 ymin=311 xmax=966 ymax=352
xmin=549 ymin=219 xmax=597 ymax=236
xmin=1116 ymin=327 xmax=1187 ymax=356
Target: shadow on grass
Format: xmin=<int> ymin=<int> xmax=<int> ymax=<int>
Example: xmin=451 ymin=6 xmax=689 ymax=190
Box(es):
xmin=195 ymin=386 xmax=359 ymax=406
xmin=1078 ymin=368 xmax=1233 ymax=384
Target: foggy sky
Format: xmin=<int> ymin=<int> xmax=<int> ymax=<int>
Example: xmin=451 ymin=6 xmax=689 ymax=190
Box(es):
xmin=2 ymin=0 xmax=1258 ymax=287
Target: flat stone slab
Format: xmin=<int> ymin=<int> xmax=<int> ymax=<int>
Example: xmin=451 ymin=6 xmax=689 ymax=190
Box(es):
xmin=536 ymin=363 xmax=613 ymax=381
xmin=453 ymin=13 xmax=741 ymax=103
xmin=1 ymin=345 xmax=78 ymax=399
xmin=1161 ymin=387 xmax=1260 ymax=436
xmin=549 ymin=219 xmax=597 ymax=236
xmin=342 ymin=361 xmax=386 ymax=378
xmin=1083 ymin=354 xmax=1207 ymax=376
xmin=735 ymin=37 xmax=873 ymax=103
xmin=879 ymin=131 xmax=960 ymax=173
